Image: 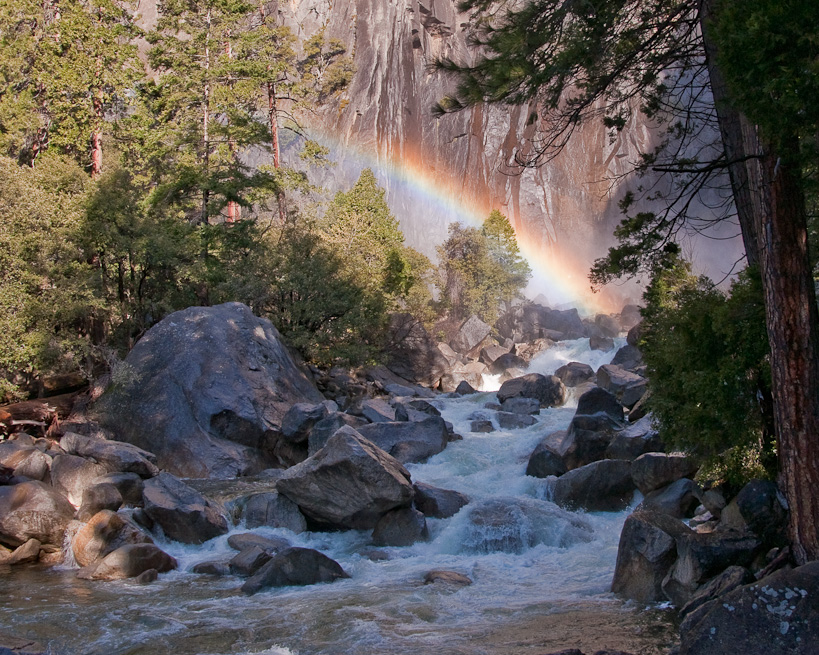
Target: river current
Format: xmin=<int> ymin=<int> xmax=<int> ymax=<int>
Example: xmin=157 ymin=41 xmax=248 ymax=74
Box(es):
xmin=0 ymin=339 xmax=677 ymax=654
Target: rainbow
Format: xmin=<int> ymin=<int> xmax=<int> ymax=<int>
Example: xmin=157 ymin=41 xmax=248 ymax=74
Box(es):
xmin=305 ymin=128 xmax=626 ymax=316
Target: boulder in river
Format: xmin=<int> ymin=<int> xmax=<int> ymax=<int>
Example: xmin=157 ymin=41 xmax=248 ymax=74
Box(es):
xmin=554 ymin=362 xmax=595 ymax=387
xmin=142 ymin=472 xmax=228 ymax=544
xmin=49 ymin=454 xmax=108 ymax=508
xmin=371 ymin=507 xmax=429 ymax=546
xmin=497 ymin=373 xmax=566 ymax=408
xmin=59 ymin=432 xmax=159 ymax=478
xmin=91 ymin=302 xmax=323 ymax=478
xmin=631 ymin=453 xmax=699 ymax=495
xmin=72 ymin=510 xmax=154 ymax=567
xmin=78 ymin=543 xmax=177 ymax=581
xmin=0 ymin=481 xmax=75 ymax=550
xmin=412 ymin=482 xmax=469 ymax=518
xmin=551 ymin=459 xmax=635 ymax=512
xmin=241 ymin=547 xmax=349 ymax=595
xmin=276 ymin=427 xmax=415 ymax=530
xmin=356 ymin=416 xmax=449 ymax=464
xmin=241 ymin=491 xmax=307 ymax=533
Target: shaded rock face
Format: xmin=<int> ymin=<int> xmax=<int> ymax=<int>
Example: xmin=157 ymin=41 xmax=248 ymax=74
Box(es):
xmin=276 ymin=427 xmax=415 ymax=530
xmin=551 ymin=459 xmax=635 ymax=512
xmin=92 ymin=303 xmax=323 ymax=478
xmin=497 ymin=373 xmax=566 ymax=408
xmin=384 ymin=313 xmax=450 ymax=387
xmin=72 ymin=510 xmax=154 ymax=568
xmin=142 ymin=473 xmax=229 ymax=544
xmin=356 ymin=416 xmax=449 ymax=463
xmin=679 ymin=562 xmax=819 ymax=655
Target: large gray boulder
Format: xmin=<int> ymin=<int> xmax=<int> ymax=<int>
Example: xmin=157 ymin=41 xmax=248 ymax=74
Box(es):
xmin=497 ymin=373 xmax=566 ymax=408
xmin=371 ymin=507 xmax=428 ymax=546
xmin=241 ymin=492 xmax=307 ymax=533
xmin=50 ymin=454 xmax=108 ymax=507
xmin=551 ymin=459 xmax=635 ymax=511
xmin=554 ymin=362 xmax=595 ymax=387
xmin=0 ymin=481 xmax=75 ymax=550
xmin=560 ymin=413 xmax=623 ymax=470
xmin=307 ymin=412 xmax=368 ymax=455
xmin=631 ymin=453 xmax=699 ymax=495
xmin=611 ymin=510 xmax=691 ymax=603
xmin=356 ymin=416 xmax=449 ymax=464
xmin=679 ymin=562 xmax=819 ymax=654
xmin=276 ymin=427 xmax=415 ymax=530
xmin=241 ymin=547 xmax=349 ymax=594
xmin=0 ymin=442 xmax=51 ymax=482
xmin=412 ymin=482 xmax=469 ymax=518
xmin=596 ymin=364 xmax=647 ymax=408
xmin=92 ymin=303 xmax=323 ymax=478
xmin=59 ymin=432 xmax=159 ymax=478
xmin=142 ymin=473 xmax=228 ymax=544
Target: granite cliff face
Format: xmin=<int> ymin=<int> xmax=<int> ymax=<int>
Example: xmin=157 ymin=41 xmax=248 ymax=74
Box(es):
xmin=277 ymin=0 xmax=741 ymax=306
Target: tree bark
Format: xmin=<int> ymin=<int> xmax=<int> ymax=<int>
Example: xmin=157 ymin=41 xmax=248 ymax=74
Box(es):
xmin=753 ymin=137 xmax=819 ymax=565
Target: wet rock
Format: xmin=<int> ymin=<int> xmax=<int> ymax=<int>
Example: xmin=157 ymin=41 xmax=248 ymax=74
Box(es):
xmin=554 ymin=362 xmax=595 ymax=387
xmin=441 ymin=361 xmax=487 ymax=392
xmin=8 ymin=539 xmax=41 ymax=565
xmin=631 ymin=453 xmax=699 ymax=495
xmin=0 ymin=481 xmax=75 ymax=550
xmin=454 ymin=380 xmax=476 ymax=395
xmin=424 ymin=570 xmax=472 ymax=586
xmin=552 ymin=459 xmax=635 ymax=512
xmin=308 ymin=412 xmax=368 ymax=456
xmin=241 ymin=547 xmax=349 ymax=594
xmin=678 ymin=562 xmax=819 ymax=655
xmin=134 ymin=568 xmax=158 ymax=584
xmin=0 ymin=633 xmax=47 ymax=655
xmin=497 ymin=373 xmax=566 ymax=408
xmin=589 ymin=335 xmax=615 ymax=351
xmin=490 ymin=352 xmax=528 ymax=374
xmin=93 ymin=472 xmax=144 ymax=506
xmin=611 ymin=509 xmax=691 ymax=603
xmin=560 ymin=413 xmax=623 ymax=470
xmin=412 ymin=482 xmax=469 ymax=518
xmin=77 ymin=483 xmax=123 ymax=521
xmin=500 ymin=397 xmax=540 ymax=415
xmin=276 ymin=427 xmax=414 ymax=530
xmin=596 ymin=365 xmax=647 ymax=408
xmin=59 ymin=432 xmax=159 ymax=478
xmin=229 ymin=545 xmax=272 ymax=577
xmin=50 ymin=454 xmax=108 ymax=507
xmin=575 ymin=387 xmax=624 ymax=421
xmin=495 ymin=412 xmax=536 ymax=430
xmin=470 ymin=420 xmax=495 ymax=433
xmin=356 ymin=416 xmax=449 ymax=464
xmin=227 ymin=532 xmax=290 ymax=553
xmin=72 ymin=510 xmax=154 ymax=567
xmin=192 ymin=561 xmax=230 ymax=576
xmin=242 ymin=492 xmax=307 ymax=533
xmin=91 ymin=302 xmax=323 ymax=478
xmin=640 ymin=478 xmax=701 ymax=519
xmin=462 ymin=497 xmax=593 ymax=553
xmin=525 ymin=441 xmax=567 ymax=478
xmin=142 ymin=472 xmax=228 ymax=544
xmin=78 ymin=543 xmax=177 ymax=581
xmin=372 ymin=507 xmax=428 ymax=546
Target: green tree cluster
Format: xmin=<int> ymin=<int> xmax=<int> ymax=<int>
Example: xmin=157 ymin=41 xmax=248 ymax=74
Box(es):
xmin=437 ymin=211 xmax=531 ymax=324
xmin=640 ymin=257 xmax=774 ymax=487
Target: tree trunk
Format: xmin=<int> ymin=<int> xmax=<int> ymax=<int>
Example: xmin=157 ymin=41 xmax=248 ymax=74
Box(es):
xmin=201 ymin=7 xmax=212 ymax=226
xmin=753 ymin=137 xmax=819 ymax=565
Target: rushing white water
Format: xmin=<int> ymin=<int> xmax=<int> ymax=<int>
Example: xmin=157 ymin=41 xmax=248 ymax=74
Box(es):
xmin=0 ymin=339 xmax=672 ymax=655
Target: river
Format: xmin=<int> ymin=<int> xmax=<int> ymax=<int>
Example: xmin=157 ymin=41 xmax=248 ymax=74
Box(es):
xmin=0 ymin=339 xmax=677 ymax=654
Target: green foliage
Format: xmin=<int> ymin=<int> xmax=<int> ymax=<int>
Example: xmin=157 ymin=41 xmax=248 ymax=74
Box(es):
xmin=640 ymin=255 xmax=775 ymax=486
xmin=0 ymin=0 xmax=141 ymax=168
xmin=437 ymin=212 xmax=531 ymax=323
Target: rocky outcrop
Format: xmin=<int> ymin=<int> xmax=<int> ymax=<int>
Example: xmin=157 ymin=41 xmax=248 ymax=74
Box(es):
xmin=276 ymin=427 xmax=415 ymax=530
xmin=92 ymin=303 xmax=323 ymax=478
